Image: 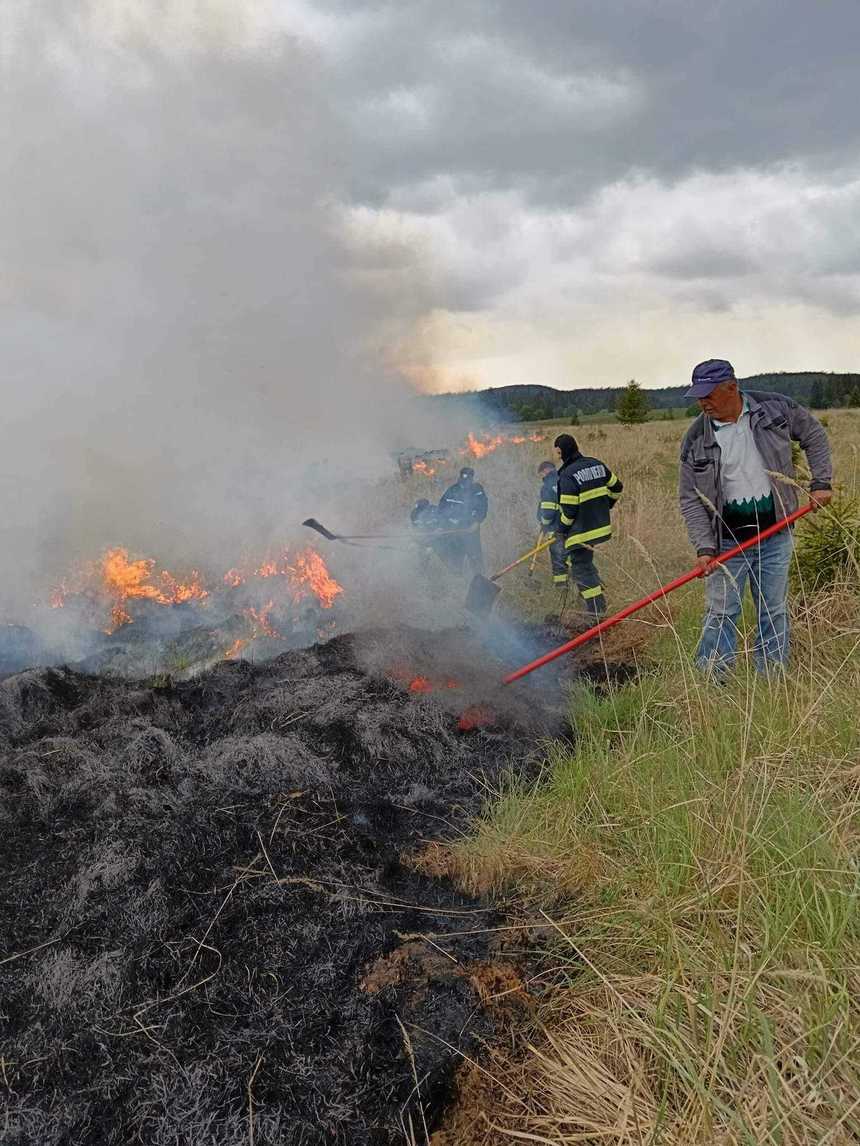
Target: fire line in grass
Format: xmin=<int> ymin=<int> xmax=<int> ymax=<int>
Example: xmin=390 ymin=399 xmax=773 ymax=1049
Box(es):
xmin=407 ymin=430 xmax=550 ymax=479
xmin=460 ymin=430 xmax=546 ymax=460
xmin=50 ymin=544 xmax=343 ymax=635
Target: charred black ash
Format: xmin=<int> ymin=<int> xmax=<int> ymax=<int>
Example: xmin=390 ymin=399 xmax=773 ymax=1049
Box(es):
xmin=0 ymin=625 xmax=575 ymax=1145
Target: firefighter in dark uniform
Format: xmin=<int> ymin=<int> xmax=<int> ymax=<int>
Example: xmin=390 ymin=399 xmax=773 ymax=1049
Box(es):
xmin=410 ymin=498 xmax=438 ymax=531
xmin=536 ymin=461 xmax=568 ymax=589
xmin=438 ymin=466 xmax=488 ymax=574
xmin=410 ymin=498 xmax=444 ymax=575
xmin=554 ymin=433 xmax=623 ymax=617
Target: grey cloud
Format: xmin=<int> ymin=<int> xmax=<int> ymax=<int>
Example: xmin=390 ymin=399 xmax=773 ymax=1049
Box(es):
xmin=648 ymin=245 xmax=759 ymax=280
xmin=316 ymin=0 xmax=860 ymax=208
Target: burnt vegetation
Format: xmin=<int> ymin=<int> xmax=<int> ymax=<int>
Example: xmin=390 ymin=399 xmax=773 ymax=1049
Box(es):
xmin=0 ymin=627 xmax=566 ymax=1144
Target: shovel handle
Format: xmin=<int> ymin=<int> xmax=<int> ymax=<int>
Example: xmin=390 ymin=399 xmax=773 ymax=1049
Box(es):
xmin=503 ymin=503 xmax=815 ymax=684
xmin=491 ymin=535 xmax=556 ymax=582
xmin=303 ymin=518 xmax=473 ymax=543
xmin=527 ymin=530 xmax=546 ymax=576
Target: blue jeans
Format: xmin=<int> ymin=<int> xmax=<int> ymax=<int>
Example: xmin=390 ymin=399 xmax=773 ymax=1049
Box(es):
xmin=696 ymin=530 xmax=793 ymax=675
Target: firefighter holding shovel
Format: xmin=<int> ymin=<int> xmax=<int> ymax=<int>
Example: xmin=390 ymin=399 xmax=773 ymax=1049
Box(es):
xmin=438 ymin=466 xmax=488 ymax=575
xmin=553 ymin=433 xmax=624 ymax=621
xmin=536 ymin=460 xmax=568 ymax=591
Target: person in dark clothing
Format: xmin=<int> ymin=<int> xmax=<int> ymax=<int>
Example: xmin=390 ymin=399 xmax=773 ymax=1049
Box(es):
xmin=410 ymin=498 xmax=446 ymax=576
xmin=554 ymin=433 xmax=623 ymax=618
xmin=438 ymin=466 xmax=488 ymax=574
xmin=536 ymin=460 xmax=568 ymax=588
xmin=410 ymin=498 xmax=439 ymax=531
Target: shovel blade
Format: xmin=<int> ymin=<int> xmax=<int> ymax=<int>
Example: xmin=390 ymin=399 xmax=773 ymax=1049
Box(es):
xmin=302 ymin=518 xmax=338 ymax=541
xmin=465 ymin=574 xmax=502 ymax=616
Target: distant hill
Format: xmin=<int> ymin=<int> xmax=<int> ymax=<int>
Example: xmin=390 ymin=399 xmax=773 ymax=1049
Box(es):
xmin=427 ymin=372 xmax=860 ymax=422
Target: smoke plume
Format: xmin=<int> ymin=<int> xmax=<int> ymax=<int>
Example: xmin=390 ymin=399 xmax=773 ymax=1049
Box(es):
xmin=1 ymin=2 xmax=465 ymax=620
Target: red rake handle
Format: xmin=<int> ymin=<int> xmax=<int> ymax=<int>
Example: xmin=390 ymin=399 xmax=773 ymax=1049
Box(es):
xmin=502 ymin=503 xmax=815 ymax=685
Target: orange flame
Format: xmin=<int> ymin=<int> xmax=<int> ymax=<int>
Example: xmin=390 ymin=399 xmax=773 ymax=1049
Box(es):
xmin=411 ymin=459 xmax=437 ymax=477
xmin=51 ymin=547 xmax=209 ymax=633
xmin=225 ymin=636 xmax=249 ymax=660
xmin=246 ymin=600 xmax=279 ymax=639
xmin=509 ymin=432 xmax=546 ymax=445
xmin=51 ymin=543 xmax=341 ymax=637
xmin=288 ymin=549 xmax=343 ymax=609
xmin=390 ymin=665 xmax=460 ymax=693
xmin=221 ymin=546 xmax=343 ymax=610
xmin=462 ymin=431 xmax=505 ymax=459
xmin=224 ymin=602 xmax=282 ymax=660
xmin=460 ymin=430 xmax=546 ymax=459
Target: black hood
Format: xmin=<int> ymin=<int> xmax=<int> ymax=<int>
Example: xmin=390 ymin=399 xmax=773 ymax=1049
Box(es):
xmin=554 ymin=433 xmax=580 ymax=465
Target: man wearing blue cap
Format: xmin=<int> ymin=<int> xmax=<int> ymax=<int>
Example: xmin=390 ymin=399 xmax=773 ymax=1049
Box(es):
xmin=679 ymin=360 xmax=832 ymax=675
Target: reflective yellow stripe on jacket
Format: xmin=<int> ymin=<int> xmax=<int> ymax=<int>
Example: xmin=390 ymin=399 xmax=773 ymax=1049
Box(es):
xmin=559 ymin=488 xmax=615 ymax=525
xmin=560 ymin=484 xmax=614 ymax=505
xmin=564 ymin=523 xmax=613 ymax=548
xmin=558 ymin=492 xmax=577 ymax=526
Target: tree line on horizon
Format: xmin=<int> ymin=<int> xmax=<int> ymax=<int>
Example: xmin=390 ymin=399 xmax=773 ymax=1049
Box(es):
xmin=428 ymin=371 xmax=860 ymax=423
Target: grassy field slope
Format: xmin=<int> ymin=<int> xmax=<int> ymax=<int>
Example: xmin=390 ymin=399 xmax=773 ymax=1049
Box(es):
xmin=432 ymin=409 xmax=860 ymax=1145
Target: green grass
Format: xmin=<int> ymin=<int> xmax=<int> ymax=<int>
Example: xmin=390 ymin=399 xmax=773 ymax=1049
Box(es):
xmin=451 ymin=605 xmax=860 ymax=1143
xmin=425 ymin=412 xmax=860 ymax=1142
xmin=521 ymin=406 xmax=692 ymax=429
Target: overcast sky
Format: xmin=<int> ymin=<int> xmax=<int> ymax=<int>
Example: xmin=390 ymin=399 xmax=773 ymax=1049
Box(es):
xmin=330 ymin=0 xmax=860 ymax=391
xmin=335 ymin=0 xmax=860 ymax=390
xmin=4 ymin=0 xmax=860 ymax=402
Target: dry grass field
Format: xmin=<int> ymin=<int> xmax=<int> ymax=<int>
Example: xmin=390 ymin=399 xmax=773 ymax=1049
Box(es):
xmin=416 ymin=408 xmax=860 ymax=1145
xmin=3 ymin=408 xmax=857 ymax=1144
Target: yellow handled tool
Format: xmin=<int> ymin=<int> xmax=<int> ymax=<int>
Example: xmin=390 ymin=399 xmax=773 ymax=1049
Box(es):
xmin=465 ymin=535 xmax=555 ymax=616
xmin=527 ymin=529 xmax=545 ymax=577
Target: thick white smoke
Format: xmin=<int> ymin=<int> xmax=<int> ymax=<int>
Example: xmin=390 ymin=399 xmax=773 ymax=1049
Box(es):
xmin=0 ymin=2 xmax=474 ymax=624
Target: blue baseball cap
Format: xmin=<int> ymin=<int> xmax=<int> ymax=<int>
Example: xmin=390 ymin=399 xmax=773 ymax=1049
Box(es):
xmin=685 ymin=359 xmax=735 ymax=398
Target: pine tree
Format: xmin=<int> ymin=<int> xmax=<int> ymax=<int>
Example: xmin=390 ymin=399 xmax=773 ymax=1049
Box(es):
xmin=809 ymin=379 xmax=824 ymax=409
xmin=615 ymin=379 xmax=650 ymax=425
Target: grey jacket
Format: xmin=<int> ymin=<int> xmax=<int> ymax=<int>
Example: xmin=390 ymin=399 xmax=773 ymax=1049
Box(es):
xmin=679 ymin=391 xmax=832 ymax=555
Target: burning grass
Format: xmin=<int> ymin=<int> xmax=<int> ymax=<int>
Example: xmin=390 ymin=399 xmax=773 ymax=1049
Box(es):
xmin=50 ymin=546 xmax=209 ymax=633
xmin=50 ymin=543 xmax=343 ymax=637
xmin=461 ymin=431 xmax=547 ymax=460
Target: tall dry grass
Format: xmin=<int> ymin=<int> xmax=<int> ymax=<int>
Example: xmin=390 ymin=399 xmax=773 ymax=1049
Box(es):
xmin=436 ymin=410 xmax=860 ymax=1144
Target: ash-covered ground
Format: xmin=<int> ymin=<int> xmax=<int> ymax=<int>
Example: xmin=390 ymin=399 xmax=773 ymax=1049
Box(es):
xmin=0 ymin=622 xmax=607 ymax=1144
